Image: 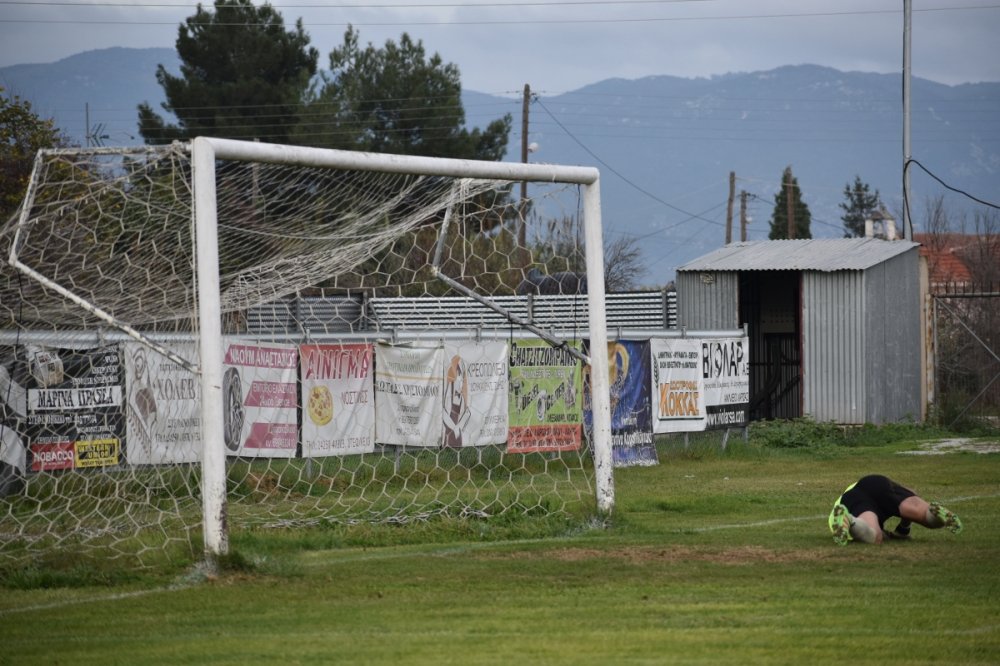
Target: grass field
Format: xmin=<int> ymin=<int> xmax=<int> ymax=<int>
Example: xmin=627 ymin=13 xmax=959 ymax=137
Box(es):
xmin=2 ymin=424 xmax=998 ymax=665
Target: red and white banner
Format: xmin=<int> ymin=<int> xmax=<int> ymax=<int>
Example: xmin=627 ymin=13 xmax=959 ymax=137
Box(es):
xmin=223 ymin=340 xmax=299 ymax=457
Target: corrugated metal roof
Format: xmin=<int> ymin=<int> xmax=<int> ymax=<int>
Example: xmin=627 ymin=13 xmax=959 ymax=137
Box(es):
xmin=677 ymin=238 xmax=919 ymax=272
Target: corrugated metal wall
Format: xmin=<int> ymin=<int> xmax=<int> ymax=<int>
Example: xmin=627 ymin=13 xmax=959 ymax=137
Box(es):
xmin=798 ymin=251 xmax=922 ymax=424
xmin=675 ymin=271 xmax=739 ymax=330
xmin=863 ymin=251 xmax=922 ymax=423
xmin=802 ymin=271 xmax=866 ymax=424
xmin=245 ymin=290 xmax=678 ymax=335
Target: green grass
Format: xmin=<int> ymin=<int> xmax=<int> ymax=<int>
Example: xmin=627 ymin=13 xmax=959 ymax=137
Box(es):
xmin=1 ymin=424 xmax=998 ymax=665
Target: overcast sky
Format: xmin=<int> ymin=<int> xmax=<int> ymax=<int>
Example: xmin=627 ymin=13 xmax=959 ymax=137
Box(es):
xmin=1 ymin=1 xmax=998 ymax=94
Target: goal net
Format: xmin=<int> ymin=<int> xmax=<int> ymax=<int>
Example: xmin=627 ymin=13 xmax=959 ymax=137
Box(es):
xmin=0 ymin=139 xmax=614 ymax=567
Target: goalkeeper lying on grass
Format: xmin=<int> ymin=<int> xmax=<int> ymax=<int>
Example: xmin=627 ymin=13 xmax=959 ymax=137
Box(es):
xmin=828 ymin=474 xmax=963 ymax=545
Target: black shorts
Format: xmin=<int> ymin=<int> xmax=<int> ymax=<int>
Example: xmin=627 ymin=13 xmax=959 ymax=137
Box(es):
xmin=839 ymin=475 xmax=916 ymax=528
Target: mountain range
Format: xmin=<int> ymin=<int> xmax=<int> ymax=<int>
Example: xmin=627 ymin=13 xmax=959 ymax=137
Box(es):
xmin=2 ymin=48 xmax=997 ymax=285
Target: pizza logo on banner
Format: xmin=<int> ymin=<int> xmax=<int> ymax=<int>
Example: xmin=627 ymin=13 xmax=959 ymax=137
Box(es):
xmin=308 ymin=384 xmax=334 ymax=426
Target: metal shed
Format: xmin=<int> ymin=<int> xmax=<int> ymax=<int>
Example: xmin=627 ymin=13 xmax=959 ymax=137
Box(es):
xmin=676 ymin=238 xmax=926 ymax=425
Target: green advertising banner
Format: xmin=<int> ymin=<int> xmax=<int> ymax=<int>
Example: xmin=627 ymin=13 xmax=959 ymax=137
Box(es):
xmin=508 ymin=339 xmax=582 ymax=453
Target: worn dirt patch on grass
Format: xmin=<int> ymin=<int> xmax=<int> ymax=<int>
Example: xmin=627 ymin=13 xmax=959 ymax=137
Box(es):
xmin=480 ymin=544 xmax=850 ymax=565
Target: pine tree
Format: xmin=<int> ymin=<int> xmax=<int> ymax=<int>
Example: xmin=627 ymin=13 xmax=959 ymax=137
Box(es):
xmin=301 ymin=26 xmax=511 ymax=161
xmin=839 ymin=175 xmax=881 ymax=237
xmin=137 ymin=0 xmax=318 ymax=145
xmin=768 ymin=166 xmax=812 ymax=240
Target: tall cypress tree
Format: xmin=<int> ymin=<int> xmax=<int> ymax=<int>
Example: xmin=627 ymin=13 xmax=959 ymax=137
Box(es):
xmin=768 ymin=165 xmax=812 ymax=240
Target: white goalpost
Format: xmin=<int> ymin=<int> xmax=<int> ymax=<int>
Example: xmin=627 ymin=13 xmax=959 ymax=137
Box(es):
xmin=1 ymin=138 xmax=615 ymax=566
xmin=192 ymin=138 xmax=614 ymax=556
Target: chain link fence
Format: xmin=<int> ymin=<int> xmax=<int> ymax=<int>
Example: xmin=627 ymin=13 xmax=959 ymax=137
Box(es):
xmin=932 ymin=285 xmax=1000 ymax=429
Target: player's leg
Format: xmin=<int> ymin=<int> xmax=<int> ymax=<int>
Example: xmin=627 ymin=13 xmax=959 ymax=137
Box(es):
xmin=888 ymin=518 xmax=912 ymax=539
xmin=899 ymin=496 xmax=962 ymax=534
xmin=829 ymin=502 xmax=852 ymax=545
xmin=829 ymin=503 xmax=880 ymax=545
xmin=849 ymin=510 xmax=882 ymax=544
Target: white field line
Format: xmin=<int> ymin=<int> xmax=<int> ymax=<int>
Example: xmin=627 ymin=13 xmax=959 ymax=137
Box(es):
xmin=3 ymin=493 xmax=998 ymax=617
xmin=685 ymin=514 xmax=824 ymax=533
xmin=0 ymin=584 xmax=197 ymax=617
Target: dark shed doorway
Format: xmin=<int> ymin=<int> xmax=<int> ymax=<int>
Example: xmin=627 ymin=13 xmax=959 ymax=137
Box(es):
xmin=739 ymin=271 xmax=802 ymax=420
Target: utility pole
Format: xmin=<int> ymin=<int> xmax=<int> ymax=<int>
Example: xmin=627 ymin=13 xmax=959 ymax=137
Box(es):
xmin=740 ymin=190 xmax=748 ymax=242
xmin=786 ymin=170 xmax=796 ymax=239
xmin=725 ymin=171 xmax=735 ymax=244
xmin=902 ymin=0 xmax=912 ymax=240
xmin=518 ymin=83 xmax=531 ymax=247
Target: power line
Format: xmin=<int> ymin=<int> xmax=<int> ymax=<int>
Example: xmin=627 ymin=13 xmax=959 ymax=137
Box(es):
xmin=535 ymin=96 xmax=723 ymax=226
xmin=905 ymin=158 xmax=1000 ymax=210
xmin=68 ymin=94 xmax=1000 ymax=131
xmin=61 ymin=111 xmax=997 ymax=148
xmin=523 ymin=89 xmax=1000 ymax=106
xmin=50 ymin=92 xmax=998 ymax=169
xmin=0 ymin=0 xmax=718 ymax=6
xmin=645 ymin=207 xmax=727 ymax=270
xmin=3 ymin=4 xmax=998 ymax=26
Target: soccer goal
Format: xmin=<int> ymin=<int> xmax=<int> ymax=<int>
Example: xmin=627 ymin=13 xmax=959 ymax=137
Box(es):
xmin=0 ymin=138 xmax=614 ymax=566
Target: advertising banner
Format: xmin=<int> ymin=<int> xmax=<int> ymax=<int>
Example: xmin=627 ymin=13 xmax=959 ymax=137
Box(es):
xmin=441 ymin=341 xmax=508 ymax=448
xmin=508 ymin=339 xmax=582 ymax=453
xmin=701 ymin=337 xmax=750 ymax=430
xmin=223 ymin=340 xmax=299 ymax=458
xmin=584 ymin=340 xmax=657 ymax=467
xmin=651 ymin=337 xmax=706 ymax=433
xmin=300 ymin=343 xmax=375 ymax=457
xmin=1 ymin=344 xmax=127 ymax=472
xmin=374 ymin=343 xmax=443 ymax=447
xmin=124 ymin=341 xmax=201 ymax=465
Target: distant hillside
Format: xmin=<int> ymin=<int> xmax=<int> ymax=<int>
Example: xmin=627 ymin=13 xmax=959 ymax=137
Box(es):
xmin=2 ymin=49 xmax=997 ymax=284
xmin=0 ymin=48 xmax=179 ymax=144
xmin=469 ymin=65 xmax=999 ymax=281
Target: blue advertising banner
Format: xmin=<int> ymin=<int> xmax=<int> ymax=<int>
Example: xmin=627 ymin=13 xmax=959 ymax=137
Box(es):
xmin=584 ymin=340 xmax=657 ymax=467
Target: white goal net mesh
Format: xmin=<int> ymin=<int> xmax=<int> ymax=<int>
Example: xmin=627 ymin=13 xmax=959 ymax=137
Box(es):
xmin=0 ymin=142 xmax=610 ymax=568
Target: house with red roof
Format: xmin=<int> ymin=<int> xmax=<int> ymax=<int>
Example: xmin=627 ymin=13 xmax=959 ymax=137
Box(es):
xmin=914 ymin=233 xmax=998 ymax=293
